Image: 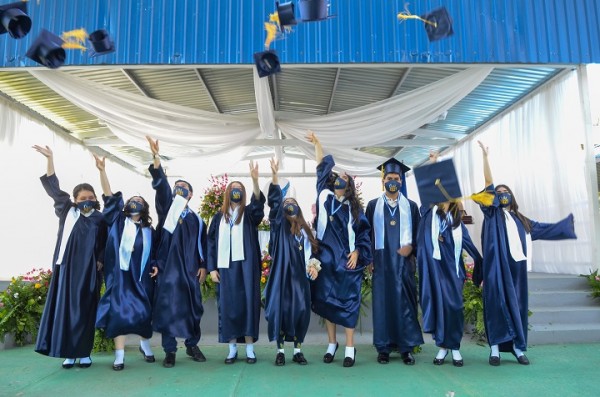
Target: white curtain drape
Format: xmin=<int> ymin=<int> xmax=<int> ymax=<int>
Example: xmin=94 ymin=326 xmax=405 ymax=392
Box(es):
xmin=30 ymin=66 xmax=492 ymax=175
xmin=410 ymin=69 xmax=596 ymax=275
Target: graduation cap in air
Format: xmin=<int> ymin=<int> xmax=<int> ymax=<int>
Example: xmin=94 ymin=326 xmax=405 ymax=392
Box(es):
xmin=421 ymin=6 xmax=454 ymax=42
xmin=0 ymin=1 xmax=32 ymax=39
xmin=254 ymin=50 xmax=281 ymax=78
xmin=298 ymin=0 xmax=332 ymax=22
xmin=26 ymin=29 xmax=66 ymax=69
xmin=88 ymin=29 xmax=115 ymax=56
xmin=413 ymin=158 xmax=462 ymax=208
xmin=276 ymin=1 xmax=297 ymax=29
xmin=377 ymin=157 xmax=411 ymax=197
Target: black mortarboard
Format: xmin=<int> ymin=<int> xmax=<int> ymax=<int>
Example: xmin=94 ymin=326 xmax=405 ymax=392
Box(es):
xmin=276 ymin=2 xmax=297 ymax=28
xmin=254 ymin=50 xmax=281 ymax=78
xmin=377 ymin=158 xmax=410 ymax=177
xmin=0 ymin=1 xmax=31 ymax=39
xmin=420 ymin=6 xmax=454 ymax=42
xmin=26 ymin=29 xmax=66 ymax=69
xmin=298 ymin=0 xmax=329 ymax=22
xmin=413 ymin=158 xmax=462 ymax=207
xmin=88 ymin=29 xmax=115 ymax=56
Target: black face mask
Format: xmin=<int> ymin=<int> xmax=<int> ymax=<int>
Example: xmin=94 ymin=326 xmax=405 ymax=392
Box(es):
xmin=284 ymin=203 xmax=299 ymax=216
xmin=127 ymin=200 xmax=144 ymax=215
xmin=384 ymin=180 xmax=401 ymax=194
xmin=334 ymin=177 xmax=347 ymax=190
xmin=77 ymin=200 xmax=96 ymax=214
xmin=173 ymin=186 xmax=189 ymax=199
xmin=230 ymin=188 xmax=243 ymax=203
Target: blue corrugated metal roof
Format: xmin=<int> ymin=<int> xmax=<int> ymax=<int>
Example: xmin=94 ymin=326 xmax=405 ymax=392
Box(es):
xmin=1 ymin=0 xmax=599 ymax=67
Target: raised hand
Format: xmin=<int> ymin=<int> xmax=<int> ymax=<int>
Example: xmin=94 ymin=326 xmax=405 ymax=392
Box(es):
xmin=32 ymin=145 xmax=53 ymax=158
xmin=93 ymin=153 xmax=106 ymax=172
xmin=146 ymin=136 xmax=160 ymax=156
xmin=428 ymin=150 xmax=439 ymax=163
xmin=478 ymin=141 xmax=489 ymax=156
xmin=305 ymin=130 xmax=319 ymax=145
xmin=269 ymin=157 xmax=279 ymax=174
xmin=249 ymin=160 xmax=259 ymax=180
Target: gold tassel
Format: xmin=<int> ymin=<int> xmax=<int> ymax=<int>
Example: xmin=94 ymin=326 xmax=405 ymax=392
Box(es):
xmin=61 ymin=28 xmax=88 ymax=51
xmin=469 ymin=191 xmax=495 ymax=206
xmin=264 ymin=22 xmax=278 ymax=49
xmin=397 ymin=4 xmax=437 ymax=28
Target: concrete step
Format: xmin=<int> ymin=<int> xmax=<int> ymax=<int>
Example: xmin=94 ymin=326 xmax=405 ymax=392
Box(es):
xmin=528 ymin=290 xmax=596 ymax=307
xmin=528 ymin=273 xmax=589 ymax=291
xmin=529 ymin=306 xmax=600 ymax=325
xmin=528 ymin=323 xmax=600 ymax=344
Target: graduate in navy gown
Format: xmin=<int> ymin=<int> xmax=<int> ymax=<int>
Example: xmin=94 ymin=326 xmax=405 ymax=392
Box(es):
xmin=33 ymin=145 xmax=106 ymax=369
xmin=93 ymin=154 xmax=157 ymax=371
xmin=306 ymin=132 xmax=372 ymax=368
xmin=366 ymin=157 xmax=423 ymax=365
xmin=264 ymin=158 xmax=320 ymax=366
xmin=476 ymin=141 xmax=577 ymax=366
xmin=207 ymin=161 xmax=265 ymax=364
xmin=146 ymin=137 xmax=208 ymax=368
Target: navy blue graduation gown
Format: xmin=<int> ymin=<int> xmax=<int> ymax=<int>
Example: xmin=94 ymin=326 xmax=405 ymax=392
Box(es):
xmin=149 ymin=165 xmax=207 ymax=340
xmin=417 ymin=207 xmax=483 ymax=350
xmin=365 ymin=196 xmax=423 ymax=353
xmin=207 ymin=192 xmax=265 ymax=343
xmin=311 ymin=155 xmax=372 ymax=329
xmin=476 ymin=185 xmax=576 ymax=352
xmin=35 ymin=174 xmax=106 ymax=358
xmin=95 ymin=192 xmax=155 ymax=339
xmin=263 ymin=184 xmax=312 ymax=343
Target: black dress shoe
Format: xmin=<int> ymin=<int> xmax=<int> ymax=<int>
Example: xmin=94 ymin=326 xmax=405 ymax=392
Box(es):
xmin=489 ymin=354 xmax=500 ymax=366
xmin=224 ymin=353 xmax=238 ymax=364
xmin=323 ymin=342 xmax=339 ymax=364
xmin=139 ymin=346 xmax=155 ymax=363
xmin=112 ymin=363 xmax=125 ymax=371
xmin=186 ymin=345 xmax=207 ymax=362
xmin=433 ymin=351 xmax=448 ymax=366
xmin=163 ymin=352 xmax=176 ymax=368
xmin=452 ymin=359 xmax=464 ymax=367
xmin=377 ymin=352 xmax=390 ymax=364
xmin=62 ymin=362 xmax=75 ymax=369
xmin=293 ymin=352 xmax=308 ymax=365
xmin=511 ymin=350 xmax=530 ymax=365
xmin=246 ymin=355 xmax=257 ymax=364
xmin=78 ymin=359 xmax=93 ymax=368
xmin=275 ymin=352 xmax=285 ymax=366
xmin=343 ymin=348 xmax=357 ymax=368
xmin=401 ymin=352 xmax=415 ymax=365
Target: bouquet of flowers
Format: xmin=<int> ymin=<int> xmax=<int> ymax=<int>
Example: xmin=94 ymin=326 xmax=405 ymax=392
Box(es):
xmin=199 ymin=174 xmax=229 ymax=223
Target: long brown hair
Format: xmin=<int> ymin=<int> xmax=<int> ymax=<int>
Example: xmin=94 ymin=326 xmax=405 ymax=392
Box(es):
xmin=124 ymin=196 xmax=153 ymax=227
xmin=221 ymin=181 xmax=246 ymax=225
xmin=284 ymin=198 xmax=319 ymax=253
xmin=436 ymin=202 xmax=462 ymax=229
xmin=496 ymin=184 xmax=531 ymax=233
xmin=326 ymin=172 xmax=361 ymax=220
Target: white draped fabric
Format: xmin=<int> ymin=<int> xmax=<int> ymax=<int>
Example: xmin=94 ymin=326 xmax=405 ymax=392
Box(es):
xmin=30 ymin=66 xmax=492 ymax=175
xmin=411 ymin=69 xmax=598 ymax=275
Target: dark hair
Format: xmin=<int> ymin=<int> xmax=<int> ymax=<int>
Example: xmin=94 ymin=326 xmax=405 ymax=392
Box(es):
xmin=72 ymin=183 xmax=101 ymax=210
xmin=495 ymin=184 xmax=531 ymax=233
xmin=221 ymin=181 xmax=246 ymax=225
xmin=174 ymin=179 xmax=193 ymax=193
xmin=284 ymin=198 xmax=319 ymax=253
xmin=436 ymin=202 xmax=462 ymax=229
xmin=326 ymin=172 xmax=362 ymax=220
xmin=124 ymin=196 xmax=153 ymax=227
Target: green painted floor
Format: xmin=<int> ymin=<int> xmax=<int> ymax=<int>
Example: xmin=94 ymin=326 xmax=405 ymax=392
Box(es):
xmin=1 ymin=339 xmax=598 ymax=397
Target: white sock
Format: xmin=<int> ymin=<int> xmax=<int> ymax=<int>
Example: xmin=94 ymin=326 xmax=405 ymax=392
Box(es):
xmin=277 ymin=348 xmax=284 ymax=354
xmin=228 ymin=343 xmax=237 ymax=359
xmin=294 ymin=348 xmax=301 ymax=355
xmin=140 ymin=339 xmax=153 ymax=356
xmin=114 ymin=349 xmax=124 ymax=365
xmin=326 ymin=343 xmax=337 ymax=355
xmin=451 ymin=349 xmax=462 ymax=361
xmin=79 ymin=356 xmax=92 ymax=365
xmin=246 ymin=344 xmax=255 ymax=359
xmin=490 ymin=345 xmax=499 ymax=357
xmin=345 ymin=346 xmax=355 ymax=359
xmin=63 ymin=358 xmax=75 ymax=365
xmin=513 ymin=346 xmax=524 ymax=357
xmin=436 ymin=348 xmax=448 ymax=360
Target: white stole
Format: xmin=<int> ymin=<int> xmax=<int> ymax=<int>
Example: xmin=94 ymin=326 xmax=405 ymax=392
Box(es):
xmin=503 ymin=208 xmax=528 ymax=263
xmin=56 ymin=207 xmax=80 ymax=265
xmin=217 ymin=208 xmax=245 ymax=269
xmin=118 ymin=218 xmax=152 ymax=279
xmin=163 ymin=195 xmax=188 ymax=233
xmin=316 ymin=189 xmax=355 ymax=252
xmin=300 ymin=229 xmax=313 ymax=265
xmin=431 ymin=206 xmax=463 ymax=277
xmin=373 ymin=193 xmax=412 ymax=250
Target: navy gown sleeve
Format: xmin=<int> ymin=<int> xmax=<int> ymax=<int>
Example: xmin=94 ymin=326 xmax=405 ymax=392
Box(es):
xmin=354 ymin=210 xmax=373 ymax=268
xmin=207 ymin=213 xmax=221 ymax=273
xmin=316 ymin=155 xmax=335 ymax=194
xmin=148 ymin=164 xmax=172 ymax=226
xmin=199 ymin=218 xmax=208 ymax=269
xmin=461 ymin=223 xmax=483 ymax=285
xmin=529 ymin=214 xmax=577 ymax=241
xmin=40 ymin=173 xmax=72 ymax=217
xmin=248 ymin=191 xmax=266 ymax=227
xmin=268 ymin=183 xmax=283 ymax=251
xmin=409 ymin=200 xmax=421 ymax=253
xmin=102 ymin=192 xmax=124 ymax=226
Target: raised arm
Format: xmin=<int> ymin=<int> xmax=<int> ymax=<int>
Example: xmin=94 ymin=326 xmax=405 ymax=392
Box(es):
xmin=146 ymin=136 xmax=171 ymax=221
xmin=146 ymin=135 xmax=161 ymax=169
xmin=478 ymin=141 xmax=493 ymax=187
xmin=93 ymin=154 xmax=113 ymax=197
xmin=306 ymin=130 xmax=323 ymax=165
xmin=33 ymin=145 xmax=55 ymax=176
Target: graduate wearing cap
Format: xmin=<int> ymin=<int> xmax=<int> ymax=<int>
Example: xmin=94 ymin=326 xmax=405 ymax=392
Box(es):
xmin=92 ymin=155 xmax=157 ymax=371
xmin=33 ymin=145 xmax=107 ymax=369
xmin=146 ymin=137 xmax=208 ymax=368
xmin=306 ymin=132 xmax=372 ymax=368
xmin=207 ymin=162 xmax=265 ymax=365
xmin=365 ymin=157 xmax=423 ymax=365
xmin=476 ymin=142 xmax=576 ymax=366
xmin=263 ymin=158 xmax=320 ymax=366
xmin=413 ymin=153 xmax=482 ymax=367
